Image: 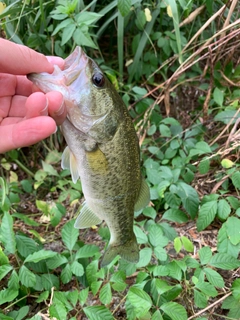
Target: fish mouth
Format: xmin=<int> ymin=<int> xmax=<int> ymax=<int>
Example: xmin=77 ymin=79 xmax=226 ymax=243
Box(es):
xmin=27 ymin=47 xmax=89 ymax=93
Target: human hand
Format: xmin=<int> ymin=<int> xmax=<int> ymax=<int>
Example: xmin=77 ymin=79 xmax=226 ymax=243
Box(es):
xmin=0 ymin=39 xmax=67 ymax=153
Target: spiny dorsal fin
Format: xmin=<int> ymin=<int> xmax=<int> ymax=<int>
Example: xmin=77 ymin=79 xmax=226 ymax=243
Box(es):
xmin=61 ymin=146 xmax=79 ymax=184
xmin=74 ymin=202 xmax=102 ymax=229
xmin=134 ymin=178 xmax=150 ymax=212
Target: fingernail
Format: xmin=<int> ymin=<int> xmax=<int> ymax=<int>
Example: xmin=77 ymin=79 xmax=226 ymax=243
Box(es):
xmin=55 ymin=99 xmax=65 ymax=116
xmin=53 ymin=126 xmax=58 ymax=134
xmin=40 ymin=98 xmax=49 ymax=116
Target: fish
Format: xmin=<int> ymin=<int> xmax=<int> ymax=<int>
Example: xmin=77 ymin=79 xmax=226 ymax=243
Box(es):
xmin=28 ymin=47 xmax=150 ymax=267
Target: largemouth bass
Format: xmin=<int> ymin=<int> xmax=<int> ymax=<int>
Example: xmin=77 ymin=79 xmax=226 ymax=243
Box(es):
xmin=28 ymin=47 xmax=150 ymax=267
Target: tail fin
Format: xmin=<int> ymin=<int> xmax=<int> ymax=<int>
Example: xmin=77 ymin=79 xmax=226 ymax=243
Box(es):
xmin=101 ymin=238 xmax=139 ymax=267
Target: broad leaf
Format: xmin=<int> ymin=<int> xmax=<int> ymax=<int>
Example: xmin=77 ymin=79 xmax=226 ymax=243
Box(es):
xmin=161 ymin=301 xmax=187 ymax=320
xmin=24 ymin=249 xmax=57 ymax=263
xmin=61 ymin=220 xmax=79 ymax=251
xmin=0 ymin=211 xmax=16 ymax=254
xmin=83 ymin=305 xmax=114 ymax=320
xmin=199 ymin=246 xmax=212 ymax=265
xmin=210 ymin=253 xmax=240 ymax=270
xmin=99 ymin=283 xmax=112 ymax=305
xmin=197 ymin=200 xmax=218 ymax=231
xmin=128 ymin=287 xmax=152 ymax=317
xmin=118 ymin=0 xmax=131 ymax=17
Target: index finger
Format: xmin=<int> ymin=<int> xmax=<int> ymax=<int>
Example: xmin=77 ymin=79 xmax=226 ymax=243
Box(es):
xmin=0 ymin=39 xmax=55 ymax=75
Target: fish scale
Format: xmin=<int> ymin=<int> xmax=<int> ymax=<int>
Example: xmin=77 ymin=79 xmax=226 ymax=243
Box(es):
xmin=28 ymin=47 xmax=150 ymax=266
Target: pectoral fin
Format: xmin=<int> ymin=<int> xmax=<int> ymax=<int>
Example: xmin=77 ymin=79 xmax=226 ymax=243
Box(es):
xmin=74 ymin=202 xmax=102 ymax=229
xmin=85 ymin=146 xmax=108 ymax=175
xmin=61 ymin=146 xmax=79 ymax=184
xmin=134 ymin=178 xmax=150 ymax=212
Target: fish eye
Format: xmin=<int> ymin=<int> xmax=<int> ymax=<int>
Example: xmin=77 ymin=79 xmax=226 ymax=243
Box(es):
xmin=92 ymin=73 xmax=105 ymax=88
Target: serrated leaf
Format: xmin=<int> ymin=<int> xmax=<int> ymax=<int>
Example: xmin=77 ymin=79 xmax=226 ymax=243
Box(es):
xmin=214 ymin=109 xmax=240 ymax=124
xmin=160 ymin=301 xmax=187 ymax=320
xmin=49 ymin=300 xmax=67 ymax=319
xmin=70 ymin=261 xmax=84 ymax=277
xmin=0 ymin=288 xmax=18 ymax=305
xmin=19 ymin=265 xmax=36 ymax=287
xmin=217 ymin=199 xmax=231 ymax=220
xmin=203 ymin=268 xmax=224 ymax=288
xmin=24 ymin=249 xmax=57 ymax=263
xmin=86 ymin=260 xmax=98 ymax=285
xmin=136 ymin=247 xmax=152 ymax=268
xmin=16 ymin=235 xmax=39 ymax=258
xmin=154 ymin=246 xmax=168 ymax=261
xmin=226 ymin=216 xmax=240 ymax=245
xmin=46 ymin=254 xmax=68 ymax=269
xmin=91 ymin=281 xmax=102 ymax=296
xmin=232 ymin=278 xmax=240 ymax=299
xmin=75 ymin=244 xmax=99 ymax=259
xmin=162 ymin=208 xmax=188 ymax=223
xmin=210 ymin=253 xmax=240 ymax=270
xmin=61 ymin=264 xmax=72 ymax=284
xmin=0 ymin=264 xmax=12 ymax=280
xmin=199 ymin=246 xmax=212 ymax=265
xmin=99 ymin=283 xmax=112 ymax=305
xmin=174 ymin=237 xmax=182 ymax=253
xmin=194 ymin=289 xmax=208 ymax=308
xmin=118 ymin=0 xmax=131 ymax=17
xmin=197 ymin=200 xmax=218 ymax=231
xmin=232 ymin=171 xmax=240 ymax=189
xmin=61 ymin=220 xmax=79 ymax=251
xmin=181 ymin=236 xmax=194 ymax=252
xmin=128 ymin=287 xmax=152 ymax=317
xmin=83 ymin=305 xmax=114 ymax=320
xmin=199 ymin=158 xmax=210 ymax=174
xmin=36 ymin=291 xmax=49 ymax=303
xmin=175 ymin=182 xmax=199 ymax=218
xmin=134 ymin=226 xmax=148 ymax=244
xmin=8 ymin=270 xmax=19 ymax=290
xmin=195 ymin=281 xmax=218 ymax=297
xmin=213 ymin=87 xmax=224 ymax=106
xmin=148 ymin=224 xmax=163 ymax=247
xmin=0 ymin=211 xmax=16 ymax=254
xmin=221 ymin=158 xmax=234 ymax=168
xmin=79 ymin=287 xmax=89 ymax=306
xmin=41 ymin=274 xmax=59 ymax=290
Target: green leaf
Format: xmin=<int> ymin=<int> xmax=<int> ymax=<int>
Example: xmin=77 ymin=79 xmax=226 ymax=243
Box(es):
xmin=41 ymin=274 xmax=59 ymax=290
xmin=148 ymin=224 xmax=163 ymax=247
xmin=159 ymin=124 xmax=172 ymax=137
xmin=70 ymin=261 xmax=84 ymax=277
xmin=46 ymin=254 xmax=68 ymax=269
xmin=8 ymin=270 xmax=19 ymax=290
xmin=162 ymin=209 xmax=188 ymax=223
xmin=199 ymin=246 xmax=212 ymax=265
xmin=0 ymin=264 xmax=12 ymax=280
xmin=36 ymin=291 xmax=49 ymax=303
xmin=118 ymin=0 xmax=131 ymax=17
xmin=79 ymin=287 xmax=89 ymax=306
xmin=160 ymin=301 xmax=187 ymax=320
xmin=61 ymin=220 xmax=79 ymax=251
xmin=134 ymin=226 xmax=148 ymax=244
xmin=232 ymin=278 xmax=240 ymax=299
xmin=99 ymin=283 xmax=112 ymax=305
xmin=0 ymin=246 xmax=9 ymax=264
xmin=221 ymin=158 xmax=234 ymax=168
xmin=86 ymin=260 xmax=98 ymax=285
xmin=231 ymin=171 xmax=240 ymax=189
xmin=203 ymin=268 xmax=224 ymax=288
xmin=195 ymin=281 xmax=218 ymax=297
xmin=8 ymin=306 xmax=29 ymax=320
xmin=61 ymin=23 xmax=76 ymax=46
xmin=154 ymin=246 xmax=168 ymax=261
xmin=194 ymin=289 xmax=208 ymax=308
xmin=181 ymin=236 xmax=194 ymax=252
xmin=226 ymin=216 xmax=240 ymax=245
xmin=0 ymin=288 xmax=18 ymax=305
xmin=49 ymin=300 xmax=67 ymax=320
xmin=16 ymin=235 xmax=39 ymax=258
xmin=197 ymin=200 xmax=218 ymax=231
xmin=19 ymin=265 xmax=36 ymax=287
xmin=61 ymin=264 xmax=72 ymax=284
xmin=213 ymin=87 xmax=224 ymax=106
xmin=214 ymin=109 xmax=240 ymax=124
xmin=0 ymin=211 xmax=16 ymax=254
xmin=217 ymin=199 xmax=231 ymax=220
xmin=75 ymin=244 xmax=99 ymax=259
xmin=41 ymin=160 xmax=59 ymax=176
xmin=83 ymin=305 xmax=114 ymax=320
xmin=136 ymin=247 xmax=152 ymax=267
xmin=128 ymin=287 xmax=152 ymax=317
xmin=175 ymin=182 xmax=199 ymax=218
xmin=210 ymin=253 xmax=240 ymax=270
xmin=199 ymin=158 xmax=210 ymax=174
xmin=174 ymin=237 xmax=182 ymax=253
xmin=24 ymin=249 xmax=57 ymax=263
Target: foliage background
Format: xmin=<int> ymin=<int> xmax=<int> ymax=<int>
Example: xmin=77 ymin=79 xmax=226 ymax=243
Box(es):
xmin=0 ymin=0 xmax=240 ymax=319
